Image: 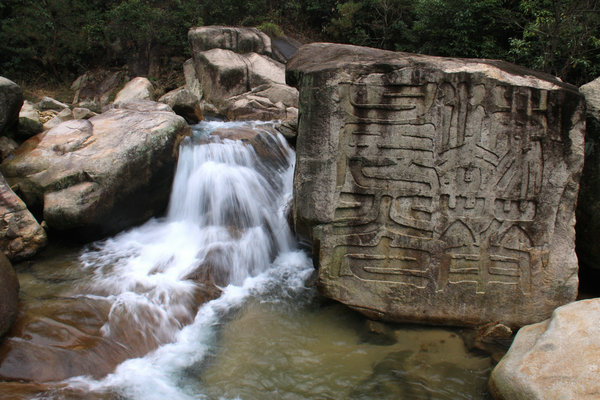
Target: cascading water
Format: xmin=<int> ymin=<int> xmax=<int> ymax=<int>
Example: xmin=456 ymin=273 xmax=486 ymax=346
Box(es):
xmin=2 ymin=120 xmax=495 ymax=400
xmin=64 ymin=121 xmax=314 ymax=398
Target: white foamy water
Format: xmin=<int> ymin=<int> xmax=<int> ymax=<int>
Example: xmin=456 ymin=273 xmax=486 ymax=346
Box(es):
xmin=65 ymin=120 xmax=313 ymax=398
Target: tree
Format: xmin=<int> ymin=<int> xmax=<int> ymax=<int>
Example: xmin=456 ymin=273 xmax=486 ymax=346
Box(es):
xmin=411 ymin=0 xmax=515 ymax=59
xmin=0 ymin=0 xmax=111 ymax=79
xmin=326 ymin=0 xmax=414 ymax=50
xmin=509 ymin=0 xmax=600 ymax=84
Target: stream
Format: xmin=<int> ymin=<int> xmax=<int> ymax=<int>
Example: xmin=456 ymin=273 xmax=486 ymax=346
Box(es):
xmin=0 ymin=120 xmax=495 ymax=399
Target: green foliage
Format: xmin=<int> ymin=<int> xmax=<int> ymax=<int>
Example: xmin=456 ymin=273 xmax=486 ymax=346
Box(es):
xmin=0 ymin=0 xmax=111 ymax=78
xmin=326 ymin=0 xmax=414 ymax=50
xmin=508 ymin=0 xmax=600 ymax=85
xmin=0 ymin=0 xmax=598 ymax=85
xmin=411 ymin=0 xmax=514 ymax=58
xmin=0 ymin=0 xmax=200 ymax=79
xmin=258 ymin=22 xmax=284 ymax=38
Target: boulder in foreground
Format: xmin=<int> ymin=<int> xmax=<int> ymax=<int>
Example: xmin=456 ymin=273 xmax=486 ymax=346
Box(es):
xmin=489 ymin=299 xmax=600 ymax=400
xmin=287 ymin=43 xmax=584 ymax=328
xmin=1 ymin=100 xmax=189 ymax=240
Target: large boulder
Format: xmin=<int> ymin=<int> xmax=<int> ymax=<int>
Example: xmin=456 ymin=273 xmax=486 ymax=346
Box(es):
xmin=287 ymin=43 xmax=585 ymax=328
xmin=489 ymin=299 xmax=600 ymax=400
xmin=187 ymin=26 xmax=298 ymax=121
xmin=0 ymin=173 xmax=46 ymax=261
xmin=0 ymin=77 xmax=23 ymax=137
xmin=1 ymin=100 xmax=189 ymax=240
xmin=192 ymin=48 xmax=285 ymax=107
xmin=113 ymin=77 xmax=154 ymax=105
xmin=0 ymin=253 xmax=18 ymax=338
xmin=189 ymin=26 xmax=272 ymax=57
xmin=576 ymin=77 xmax=600 ymax=276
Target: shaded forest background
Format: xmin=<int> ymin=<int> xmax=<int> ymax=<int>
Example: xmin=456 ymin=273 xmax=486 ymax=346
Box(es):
xmin=1 ymin=0 xmax=599 ymax=88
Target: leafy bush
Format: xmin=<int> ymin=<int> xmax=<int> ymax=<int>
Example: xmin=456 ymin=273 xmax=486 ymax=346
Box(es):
xmin=258 ymin=22 xmax=284 ymax=38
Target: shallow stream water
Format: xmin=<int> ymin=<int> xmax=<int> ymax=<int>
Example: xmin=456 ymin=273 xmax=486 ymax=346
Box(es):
xmin=1 ymin=121 xmax=496 ymax=399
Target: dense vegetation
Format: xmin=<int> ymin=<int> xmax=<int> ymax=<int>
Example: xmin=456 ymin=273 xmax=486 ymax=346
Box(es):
xmin=0 ymin=0 xmax=598 ymax=86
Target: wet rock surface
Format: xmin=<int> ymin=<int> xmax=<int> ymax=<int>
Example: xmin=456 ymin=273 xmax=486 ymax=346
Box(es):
xmin=287 ymin=43 xmax=585 ymax=328
xmin=208 ymin=125 xmax=291 ymax=171
xmin=0 ymin=245 xmax=220 ymax=383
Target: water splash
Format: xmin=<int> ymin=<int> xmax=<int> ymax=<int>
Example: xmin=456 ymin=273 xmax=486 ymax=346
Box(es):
xmin=74 ymin=120 xmax=307 ymax=363
xmin=68 ymin=251 xmax=314 ymax=400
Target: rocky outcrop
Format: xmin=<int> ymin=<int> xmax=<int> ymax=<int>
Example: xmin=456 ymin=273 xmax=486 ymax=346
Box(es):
xmin=287 ymin=43 xmax=584 ymax=328
xmin=1 ymin=100 xmax=189 ymax=240
xmin=189 ymin=26 xmax=272 ymax=58
xmin=18 ymin=101 xmax=43 ymax=138
xmin=576 ymin=77 xmax=600 ymax=275
xmin=489 ymin=299 xmax=600 ymax=400
xmin=225 ymin=83 xmax=298 ymax=121
xmin=113 ymin=77 xmax=154 ymax=105
xmin=0 ymin=174 xmax=46 ymax=260
xmin=188 ymin=26 xmax=298 ymax=121
xmin=159 ymin=87 xmax=203 ymax=124
xmin=0 ymin=77 xmax=23 ymax=137
xmin=38 ymin=96 xmax=69 ymax=111
xmin=71 ymin=70 xmax=124 ymax=112
xmin=0 ymin=253 xmax=18 ymax=338
xmin=192 ymin=48 xmax=285 ymax=104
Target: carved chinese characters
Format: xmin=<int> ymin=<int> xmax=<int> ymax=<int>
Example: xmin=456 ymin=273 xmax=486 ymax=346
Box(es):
xmin=287 ymin=43 xmax=584 ymax=327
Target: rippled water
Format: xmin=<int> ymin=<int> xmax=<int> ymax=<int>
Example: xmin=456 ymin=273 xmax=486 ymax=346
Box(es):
xmin=1 ymin=121 xmax=496 ymax=399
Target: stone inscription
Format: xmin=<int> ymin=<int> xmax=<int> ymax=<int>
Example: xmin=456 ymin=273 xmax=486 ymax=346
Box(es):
xmin=323 ymin=71 xmax=554 ymax=295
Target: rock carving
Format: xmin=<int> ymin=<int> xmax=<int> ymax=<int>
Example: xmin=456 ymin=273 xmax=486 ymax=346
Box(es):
xmin=287 ymin=43 xmax=585 ymax=327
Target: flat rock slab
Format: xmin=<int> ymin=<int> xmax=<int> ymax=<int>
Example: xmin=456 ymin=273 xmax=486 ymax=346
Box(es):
xmin=489 ymin=299 xmax=600 ymax=400
xmin=287 ymin=43 xmax=585 ymax=328
xmin=1 ymin=100 xmax=189 ymax=240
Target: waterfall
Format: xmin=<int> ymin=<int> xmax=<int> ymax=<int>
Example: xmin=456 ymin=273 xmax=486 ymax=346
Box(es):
xmin=67 ymin=120 xmax=313 ymax=398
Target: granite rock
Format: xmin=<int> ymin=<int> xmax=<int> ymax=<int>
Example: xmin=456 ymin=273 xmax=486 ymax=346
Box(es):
xmin=287 ymin=43 xmax=585 ymax=328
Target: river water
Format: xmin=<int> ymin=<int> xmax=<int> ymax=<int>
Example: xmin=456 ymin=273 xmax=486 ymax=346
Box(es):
xmin=1 ymin=121 xmax=495 ymax=399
